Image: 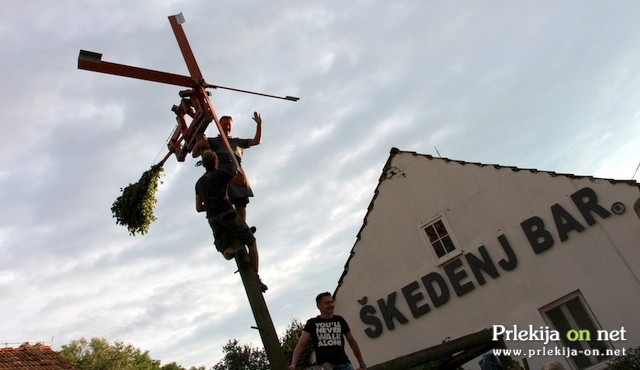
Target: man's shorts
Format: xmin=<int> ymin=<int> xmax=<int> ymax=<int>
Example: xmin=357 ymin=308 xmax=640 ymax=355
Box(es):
xmin=208 ymin=209 xmax=255 ymax=253
xmin=230 ymin=196 xmax=250 ymax=208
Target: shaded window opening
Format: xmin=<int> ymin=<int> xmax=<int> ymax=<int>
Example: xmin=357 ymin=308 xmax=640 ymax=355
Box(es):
xmin=540 ymin=291 xmax=612 ymax=369
xmin=424 ymin=219 xmax=456 ymax=258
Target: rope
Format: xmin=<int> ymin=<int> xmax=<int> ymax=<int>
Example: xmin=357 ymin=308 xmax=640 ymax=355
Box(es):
xmin=151 ymin=124 xmax=179 ymax=167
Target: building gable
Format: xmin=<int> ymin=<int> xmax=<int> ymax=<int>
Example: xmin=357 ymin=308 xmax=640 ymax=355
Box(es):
xmin=333 ymin=147 xmax=640 ymax=368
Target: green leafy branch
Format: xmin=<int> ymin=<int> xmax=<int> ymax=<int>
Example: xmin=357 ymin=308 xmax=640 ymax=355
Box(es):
xmin=111 ymin=164 xmax=164 ymax=236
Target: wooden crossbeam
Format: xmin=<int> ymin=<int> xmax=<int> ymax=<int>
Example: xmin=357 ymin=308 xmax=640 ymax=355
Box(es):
xmin=168 ymin=13 xmax=203 ymax=81
xmin=78 ymin=50 xmax=195 ymax=88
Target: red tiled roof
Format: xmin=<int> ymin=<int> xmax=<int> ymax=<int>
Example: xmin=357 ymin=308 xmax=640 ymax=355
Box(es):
xmin=0 ymin=346 xmax=77 ymax=370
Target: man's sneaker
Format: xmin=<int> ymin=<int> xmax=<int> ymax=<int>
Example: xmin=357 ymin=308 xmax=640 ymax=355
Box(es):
xmin=258 ymin=278 xmax=268 ymax=293
xmin=235 ymin=247 xmax=250 ymax=270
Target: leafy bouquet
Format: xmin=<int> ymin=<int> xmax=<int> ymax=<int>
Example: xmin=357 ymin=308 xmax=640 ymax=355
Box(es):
xmin=111 ymin=164 xmax=164 ymax=236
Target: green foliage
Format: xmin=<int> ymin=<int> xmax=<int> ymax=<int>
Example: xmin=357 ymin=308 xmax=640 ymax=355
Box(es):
xmin=19 ymin=342 xmax=45 ymax=348
xmin=58 ymin=319 xmax=306 ymax=370
xmin=58 ymin=337 xmax=207 ymax=370
xmin=211 ymin=318 xmax=311 ymax=370
xmin=281 ymin=319 xmax=312 ymax=368
xmin=160 ymin=362 xmax=187 ymax=370
xmin=158 ymin=362 xmax=205 ymax=370
xmin=210 ymin=339 xmax=269 ymax=370
xmin=609 ymin=347 xmax=640 ymax=369
xmin=59 ymin=337 xmax=161 ymax=370
xmin=111 ymin=164 xmax=164 ymax=236
xmin=159 ymin=363 xmax=185 ymax=370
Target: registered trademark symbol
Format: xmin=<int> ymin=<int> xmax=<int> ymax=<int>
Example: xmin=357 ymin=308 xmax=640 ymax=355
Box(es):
xmin=611 ymin=202 xmax=625 ymax=215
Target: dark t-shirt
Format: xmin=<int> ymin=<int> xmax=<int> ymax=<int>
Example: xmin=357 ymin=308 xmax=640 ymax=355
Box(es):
xmin=195 ymin=169 xmax=234 ymax=218
xmin=207 ymin=136 xmax=252 ymax=163
xmin=207 ymin=136 xmax=254 ymax=199
xmin=304 ymin=315 xmax=351 ymax=365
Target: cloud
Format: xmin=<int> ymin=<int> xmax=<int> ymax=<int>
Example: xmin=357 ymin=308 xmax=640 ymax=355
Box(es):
xmin=1 ymin=1 xmax=639 ymax=368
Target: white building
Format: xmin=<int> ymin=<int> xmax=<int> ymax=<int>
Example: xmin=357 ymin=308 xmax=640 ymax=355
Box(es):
xmin=333 ymin=148 xmax=640 ymax=370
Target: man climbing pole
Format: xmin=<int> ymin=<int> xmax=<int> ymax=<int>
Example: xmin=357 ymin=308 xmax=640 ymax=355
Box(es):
xmin=193 ymin=112 xmax=263 ymax=222
xmin=195 ymin=149 xmax=268 ymax=292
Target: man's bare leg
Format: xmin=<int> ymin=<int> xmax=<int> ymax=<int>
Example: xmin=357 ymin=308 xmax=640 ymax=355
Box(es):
xmin=249 ymin=241 xmax=259 ymax=273
xmin=248 ymin=242 xmax=267 ymax=292
xmin=235 ymin=206 xmax=247 ymax=221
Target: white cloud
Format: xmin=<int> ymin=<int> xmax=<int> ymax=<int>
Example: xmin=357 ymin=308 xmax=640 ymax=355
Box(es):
xmin=1 ymin=1 xmax=639 ymax=368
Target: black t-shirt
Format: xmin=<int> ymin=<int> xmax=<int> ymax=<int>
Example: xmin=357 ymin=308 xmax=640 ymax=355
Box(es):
xmin=304 ymin=315 xmax=351 ymax=365
xmin=195 ymin=169 xmax=234 ymax=218
xmin=207 ymin=136 xmax=252 ymax=163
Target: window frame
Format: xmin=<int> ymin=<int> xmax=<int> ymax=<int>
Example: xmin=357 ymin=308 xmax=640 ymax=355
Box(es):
xmin=420 ymin=215 xmax=462 ymax=265
xmin=539 ymin=290 xmax=613 ymax=370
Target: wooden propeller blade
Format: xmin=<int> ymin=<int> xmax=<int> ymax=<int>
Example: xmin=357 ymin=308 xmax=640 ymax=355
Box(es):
xmin=78 ymin=50 xmax=195 ymax=88
xmin=168 ymin=13 xmax=204 ymax=82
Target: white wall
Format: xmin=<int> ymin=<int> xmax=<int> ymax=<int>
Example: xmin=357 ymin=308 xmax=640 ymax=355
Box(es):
xmin=334 ymin=152 xmax=640 ymax=369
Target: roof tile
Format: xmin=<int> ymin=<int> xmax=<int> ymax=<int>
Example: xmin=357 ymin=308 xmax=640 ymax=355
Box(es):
xmin=0 ymin=346 xmax=77 ymax=370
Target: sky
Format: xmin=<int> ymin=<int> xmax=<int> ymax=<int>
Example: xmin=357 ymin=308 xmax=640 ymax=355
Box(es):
xmin=1 ymin=0 xmax=639 ymax=368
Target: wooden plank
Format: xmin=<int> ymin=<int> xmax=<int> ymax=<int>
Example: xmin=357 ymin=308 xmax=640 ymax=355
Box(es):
xmin=168 ymin=13 xmax=204 ymax=81
xmin=78 ymin=50 xmax=195 ymax=87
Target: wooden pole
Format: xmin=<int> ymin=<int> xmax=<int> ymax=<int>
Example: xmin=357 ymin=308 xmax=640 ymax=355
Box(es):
xmin=234 ymin=251 xmax=288 ymax=370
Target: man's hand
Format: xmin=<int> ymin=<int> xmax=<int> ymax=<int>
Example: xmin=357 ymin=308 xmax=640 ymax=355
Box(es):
xmin=191 ymin=138 xmax=210 ymax=158
xmin=252 ymin=111 xmax=262 ymax=125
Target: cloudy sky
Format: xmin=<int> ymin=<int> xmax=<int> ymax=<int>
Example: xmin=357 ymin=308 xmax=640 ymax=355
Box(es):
xmin=1 ymin=0 xmax=639 ymax=368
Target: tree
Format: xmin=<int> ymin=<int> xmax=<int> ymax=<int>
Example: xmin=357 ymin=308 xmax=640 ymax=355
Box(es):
xmin=210 ymin=339 xmax=269 ymax=370
xmin=58 ymin=337 xmax=207 ymax=370
xmin=280 ymin=319 xmax=303 ymax=361
xmin=609 ymin=347 xmax=640 ymax=369
xmin=159 ymin=363 xmax=184 ymax=370
xmin=158 ymin=362 xmax=205 ymax=370
xmin=59 ymin=337 xmax=161 ymax=370
xmin=211 ymin=318 xmax=314 ymax=370
xmin=280 ymin=319 xmax=313 ymax=368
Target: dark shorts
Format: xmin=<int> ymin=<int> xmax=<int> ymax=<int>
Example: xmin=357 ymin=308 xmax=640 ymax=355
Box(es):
xmin=208 ymin=210 xmax=255 ymax=253
xmin=230 ymin=196 xmax=250 ymax=208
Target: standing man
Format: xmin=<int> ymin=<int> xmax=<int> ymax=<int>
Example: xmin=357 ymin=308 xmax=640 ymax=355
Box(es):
xmin=290 ymin=292 xmax=367 ymax=370
xmin=195 ymin=149 xmax=267 ymax=292
xmin=193 ymin=112 xmax=262 ymax=221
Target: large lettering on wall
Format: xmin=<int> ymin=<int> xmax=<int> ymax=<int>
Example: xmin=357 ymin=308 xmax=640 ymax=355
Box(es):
xmin=359 ymin=186 xmax=615 ymax=338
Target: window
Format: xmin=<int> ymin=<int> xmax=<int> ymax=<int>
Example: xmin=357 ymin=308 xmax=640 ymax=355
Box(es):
xmin=540 ymin=291 xmax=612 ymax=369
xmin=423 ymin=218 xmax=458 ymax=259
